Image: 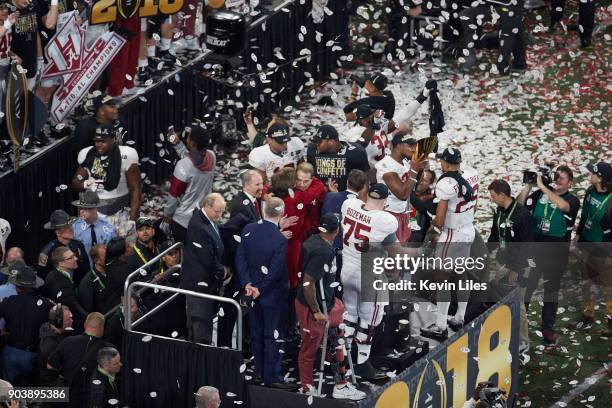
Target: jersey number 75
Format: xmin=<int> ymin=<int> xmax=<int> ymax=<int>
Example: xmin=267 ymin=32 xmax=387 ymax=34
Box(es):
xmin=343 ymin=218 xmax=371 ymax=252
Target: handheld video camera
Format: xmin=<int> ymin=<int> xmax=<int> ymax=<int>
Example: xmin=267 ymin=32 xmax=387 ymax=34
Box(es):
xmin=523 ymin=166 xmax=552 ymax=186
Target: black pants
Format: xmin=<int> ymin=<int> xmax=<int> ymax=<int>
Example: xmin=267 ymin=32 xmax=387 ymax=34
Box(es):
xmin=217 ymin=277 xmax=250 ymax=351
xmin=550 ymin=0 xmax=596 ymax=43
xmin=459 ymin=1 xmax=526 ymax=72
xmin=171 ymin=221 xmax=187 ymax=243
xmin=524 ymin=241 xmax=570 ymax=332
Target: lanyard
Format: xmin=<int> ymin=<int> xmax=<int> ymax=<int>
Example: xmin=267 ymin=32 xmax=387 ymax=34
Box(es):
xmin=543 ymin=202 xmax=557 ymax=221
xmin=56 ymin=268 xmax=73 ymax=285
xmin=90 ymin=268 xmax=106 ymax=290
xmin=97 ymin=368 xmax=117 ymax=393
xmin=497 ymin=201 xmax=517 ymax=240
xmin=586 ymin=192 xmax=611 ymax=224
xmin=133 ymin=245 xmax=164 ymax=275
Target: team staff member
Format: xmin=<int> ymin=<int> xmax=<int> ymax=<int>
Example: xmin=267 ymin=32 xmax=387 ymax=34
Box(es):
xmin=126 ymin=217 xmax=161 ymax=274
xmin=574 ymin=162 xmax=611 ymax=333
xmin=487 ymin=179 xmax=534 ymax=351
xmin=307 ymin=125 xmax=370 ymax=191
xmin=88 ymin=347 xmax=123 ymax=408
xmin=39 ymin=209 xmax=89 ymax=283
xmin=78 ymin=244 xmax=109 ymax=313
xmin=409 ymin=169 xmax=437 ymax=244
xmin=295 ymin=214 xmax=366 ymax=400
xmin=235 ymin=197 xmax=295 ymax=390
xmin=48 ymin=313 xmax=113 ymax=408
xmin=45 ymin=246 xmax=88 ymax=327
xmin=518 ymin=165 xmax=580 ymax=345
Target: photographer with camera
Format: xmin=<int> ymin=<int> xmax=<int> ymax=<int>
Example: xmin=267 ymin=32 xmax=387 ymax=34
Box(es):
xmin=343 ymin=72 xmax=395 ymax=122
xmin=463 ymin=381 xmax=507 ymax=408
xmin=517 ymin=165 xmax=580 ymax=345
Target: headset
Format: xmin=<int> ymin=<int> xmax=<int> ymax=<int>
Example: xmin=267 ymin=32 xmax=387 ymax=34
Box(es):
xmin=51 ymin=303 xmax=64 ymax=329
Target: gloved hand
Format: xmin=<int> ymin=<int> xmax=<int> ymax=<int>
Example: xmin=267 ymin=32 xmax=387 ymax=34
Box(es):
xmin=425 ymin=79 xmax=437 ymax=90
xmin=159 ymin=218 xmax=172 ymax=235
xmin=83 ymin=178 xmax=97 ymax=191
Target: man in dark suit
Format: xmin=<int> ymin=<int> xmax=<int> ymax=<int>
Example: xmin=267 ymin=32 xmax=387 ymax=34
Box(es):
xmin=180 ymin=193 xmax=228 ymax=345
xmin=230 ymin=169 xmax=264 ymax=221
xmin=236 ymin=197 xmax=296 ymax=390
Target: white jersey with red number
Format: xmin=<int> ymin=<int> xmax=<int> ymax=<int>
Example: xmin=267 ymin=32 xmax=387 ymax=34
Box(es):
xmin=0 ymin=30 xmax=12 ymax=64
xmin=375 ymin=156 xmax=411 ymax=213
xmin=343 ymin=123 xmax=390 ymax=168
xmin=248 ymin=136 xmax=304 ymax=178
xmin=435 ymin=165 xmax=480 ymax=230
xmin=340 ymin=197 xmax=399 ymax=272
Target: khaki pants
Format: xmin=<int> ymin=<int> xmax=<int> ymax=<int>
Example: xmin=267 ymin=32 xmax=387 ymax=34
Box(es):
xmin=581 ymin=251 xmax=612 ymax=318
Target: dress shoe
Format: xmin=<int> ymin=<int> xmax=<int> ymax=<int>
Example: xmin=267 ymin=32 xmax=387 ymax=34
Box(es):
xmin=267 ymin=382 xmax=299 ymax=391
xmin=420 ymin=323 xmax=448 ymax=341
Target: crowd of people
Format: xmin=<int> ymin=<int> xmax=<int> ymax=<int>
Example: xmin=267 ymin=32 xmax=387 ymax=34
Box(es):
xmin=0 ymin=0 xmax=609 ymax=407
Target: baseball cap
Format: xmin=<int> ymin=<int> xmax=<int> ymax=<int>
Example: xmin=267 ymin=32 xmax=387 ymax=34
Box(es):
xmin=93 ymin=124 xmax=116 ymax=141
xmin=318 ymin=213 xmax=340 ymax=233
xmin=435 ymin=147 xmax=462 ymax=164
xmin=313 ymin=124 xmax=339 ymax=143
xmin=368 ymin=72 xmax=388 ymax=91
xmin=586 ymin=162 xmax=612 ymax=182
xmin=136 ymin=217 xmax=156 ymax=229
xmin=368 ymin=183 xmax=389 ymax=200
xmin=93 ymin=94 xmax=119 ymax=111
xmin=391 ymin=132 xmax=417 ymax=147
xmin=267 ymin=123 xmax=291 ymax=144
xmin=354 ymin=105 xmax=376 ymax=123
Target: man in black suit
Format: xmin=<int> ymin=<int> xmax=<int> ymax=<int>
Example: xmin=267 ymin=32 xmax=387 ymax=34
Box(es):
xmin=230 ymin=169 xmax=264 ymax=221
xmin=180 ymin=193 xmax=229 ymax=345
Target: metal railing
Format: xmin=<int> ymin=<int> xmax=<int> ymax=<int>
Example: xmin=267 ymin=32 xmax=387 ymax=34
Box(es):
xmin=125 ymin=281 xmax=243 ymax=351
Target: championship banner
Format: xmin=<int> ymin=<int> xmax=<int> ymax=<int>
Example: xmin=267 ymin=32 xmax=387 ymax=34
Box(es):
xmin=89 ymin=0 xmax=183 ymax=25
xmin=364 ymin=288 xmax=520 ymax=408
xmin=41 ymin=15 xmax=126 ymax=124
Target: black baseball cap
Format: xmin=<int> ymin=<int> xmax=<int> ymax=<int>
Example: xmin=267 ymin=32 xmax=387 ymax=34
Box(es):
xmin=391 ymin=133 xmax=417 ymax=147
xmin=136 ymin=217 xmax=155 ymax=229
xmin=435 ymin=147 xmax=462 ymax=164
xmin=313 ymin=124 xmax=339 ymax=143
xmin=586 ymin=161 xmax=612 ymax=181
xmin=267 ymin=123 xmax=291 ymax=144
xmin=355 ymin=105 xmax=376 ymax=123
xmin=93 ymin=124 xmax=116 ymax=141
xmin=368 ymin=72 xmax=388 ymax=91
xmin=368 ymin=183 xmax=389 ymax=200
xmin=93 ymin=94 xmax=119 ymax=111
xmin=318 ymin=213 xmax=340 ymax=233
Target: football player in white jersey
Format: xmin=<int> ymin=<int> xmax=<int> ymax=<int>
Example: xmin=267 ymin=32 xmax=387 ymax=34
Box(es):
xmin=248 ymin=123 xmax=305 ymax=181
xmin=340 ymin=183 xmax=404 ymax=380
xmin=421 ymin=147 xmax=480 ymax=341
xmin=376 ymin=132 xmax=428 ymax=243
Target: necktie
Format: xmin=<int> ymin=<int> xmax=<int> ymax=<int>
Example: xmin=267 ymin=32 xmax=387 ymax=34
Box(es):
xmin=254 ymin=199 xmax=262 ymax=219
xmin=90 ymin=224 xmax=97 ymax=245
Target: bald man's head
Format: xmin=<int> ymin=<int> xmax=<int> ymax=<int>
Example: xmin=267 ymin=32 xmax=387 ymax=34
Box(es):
xmin=202 ymin=193 xmax=226 ymax=223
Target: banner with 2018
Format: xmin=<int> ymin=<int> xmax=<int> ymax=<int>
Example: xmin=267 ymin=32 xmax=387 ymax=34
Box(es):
xmin=367 ymin=289 xmax=520 ymax=408
xmin=90 ymin=0 xmax=184 ymax=24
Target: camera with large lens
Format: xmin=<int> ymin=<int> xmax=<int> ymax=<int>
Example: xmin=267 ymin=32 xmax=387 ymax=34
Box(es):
xmin=476 ymin=386 xmax=507 ymax=408
xmin=522 ymin=166 xmax=552 ymax=185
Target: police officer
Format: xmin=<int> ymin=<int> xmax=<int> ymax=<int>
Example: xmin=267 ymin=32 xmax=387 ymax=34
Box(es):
xmin=39 ymin=210 xmax=89 ymax=284
xmin=72 ymin=190 xmax=116 ymax=266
